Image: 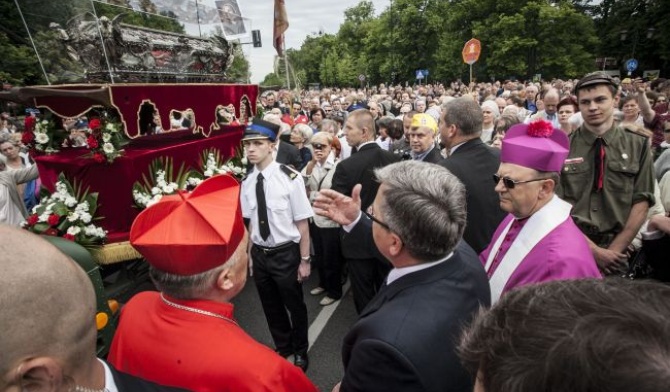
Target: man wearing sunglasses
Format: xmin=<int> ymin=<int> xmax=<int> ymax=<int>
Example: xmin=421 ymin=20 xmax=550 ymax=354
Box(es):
xmin=480 ymin=120 xmax=600 ymax=304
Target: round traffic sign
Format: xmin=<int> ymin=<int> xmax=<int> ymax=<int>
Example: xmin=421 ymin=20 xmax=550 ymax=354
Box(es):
xmin=358 ymin=74 xmax=366 ymax=82
xmin=462 ymin=38 xmax=482 ymax=65
xmin=625 ymin=59 xmax=638 ymax=72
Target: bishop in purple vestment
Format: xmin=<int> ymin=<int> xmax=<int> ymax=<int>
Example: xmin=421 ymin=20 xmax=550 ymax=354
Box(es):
xmin=481 ymin=120 xmax=601 ymax=303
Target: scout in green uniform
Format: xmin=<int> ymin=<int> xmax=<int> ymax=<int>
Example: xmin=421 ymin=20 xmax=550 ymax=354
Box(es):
xmin=558 ymin=72 xmax=655 ymax=275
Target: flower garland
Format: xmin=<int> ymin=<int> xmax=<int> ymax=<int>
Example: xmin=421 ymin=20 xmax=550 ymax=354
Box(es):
xmin=85 ymin=117 xmax=128 ymax=163
xmin=23 ymin=173 xmax=107 ymax=248
xmin=132 ymin=157 xmax=194 ymax=209
xmin=21 ymin=115 xmax=67 ymax=155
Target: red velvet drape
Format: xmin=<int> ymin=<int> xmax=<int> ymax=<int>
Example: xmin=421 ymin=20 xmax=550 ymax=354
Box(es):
xmin=35 ymin=127 xmax=243 ymax=242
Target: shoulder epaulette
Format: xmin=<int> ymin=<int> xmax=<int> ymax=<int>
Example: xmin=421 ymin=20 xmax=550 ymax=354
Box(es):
xmin=280 ymin=164 xmax=300 ymax=180
xmin=621 ymin=124 xmax=648 ymax=139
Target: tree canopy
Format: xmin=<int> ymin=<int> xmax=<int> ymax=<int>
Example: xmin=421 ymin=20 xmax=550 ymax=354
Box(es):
xmin=286 ymin=0 xmax=667 ymax=87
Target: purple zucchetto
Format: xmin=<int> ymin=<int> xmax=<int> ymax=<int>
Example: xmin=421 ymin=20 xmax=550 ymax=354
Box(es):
xmin=501 ymin=120 xmax=569 ymax=172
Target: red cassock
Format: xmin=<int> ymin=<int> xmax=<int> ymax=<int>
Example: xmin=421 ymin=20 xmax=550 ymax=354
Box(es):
xmin=108 ymin=292 xmax=317 ymax=392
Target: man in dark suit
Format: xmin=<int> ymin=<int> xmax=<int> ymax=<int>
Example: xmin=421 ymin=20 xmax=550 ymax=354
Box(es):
xmin=0 ymin=226 xmax=186 ymax=392
xmin=331 ymin=109 xmax=401 ymax=313
xmin=439 ymin=97 xmax=506 ymax=254
xmin=315 ymin=161 xmax=490 ymax=392
xmin=276 ymin=137 xmax=303 ymax=169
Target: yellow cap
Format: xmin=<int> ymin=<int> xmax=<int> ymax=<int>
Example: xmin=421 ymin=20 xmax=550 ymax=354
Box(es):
xmin=410 ymin=113 xmax=438 ymax=134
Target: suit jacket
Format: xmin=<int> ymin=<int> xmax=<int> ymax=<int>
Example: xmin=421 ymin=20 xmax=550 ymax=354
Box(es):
xmin=109 ymin=362 xmax=190 ymax=392
xmin=340 ymin=217 xmax=490 ymax=392
xmin=332 ymin=142 xmax=400 ymax=259
xmin=276 ymin=141 xmax=303 ymax=169
xmin=440 ymin=139 xmax=506 ymax=254
xmin=419 ymin=146 xmax=444 ymax=164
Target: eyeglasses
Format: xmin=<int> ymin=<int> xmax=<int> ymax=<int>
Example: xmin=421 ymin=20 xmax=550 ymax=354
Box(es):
xmin=493 ymin=174 xmax=548 ymax=189
xmin=363 ymin=210 xmax=391 ymax=231
xmin=312 ymin=143 xmax=328 ymax=150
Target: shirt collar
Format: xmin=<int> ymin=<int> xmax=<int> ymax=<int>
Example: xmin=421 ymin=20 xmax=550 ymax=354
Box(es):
xmin=99 ymin=359 xmax=120 ymax=392
xmin=257 ymin=160 xmax=279 ymax=177
xmin=578 ymin=123 xmax=617 ymax=145
xmin=449 ymin=141 xmax=467 ymax=155
xmin=386 ymin=252 xmax=454 ymax=285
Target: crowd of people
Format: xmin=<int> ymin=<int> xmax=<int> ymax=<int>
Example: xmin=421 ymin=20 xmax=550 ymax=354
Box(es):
xmin=2 ymin=72 xmax=670 ymax=392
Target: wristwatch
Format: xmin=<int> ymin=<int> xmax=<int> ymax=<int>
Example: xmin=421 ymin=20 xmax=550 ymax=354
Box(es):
xmin=301 ymin=256 xmax=311 ymax=263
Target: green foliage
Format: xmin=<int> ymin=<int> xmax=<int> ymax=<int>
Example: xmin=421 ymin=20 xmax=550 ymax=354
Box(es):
xmin=0 ymin=32 xmax=42 ymax=85
xmin=287 ymin=0 xmax=607 ymax=85
xmin=260 ymin=72 xmax=284 ymax=87
xmin=227 ymin=45 xmax=251 ymax=83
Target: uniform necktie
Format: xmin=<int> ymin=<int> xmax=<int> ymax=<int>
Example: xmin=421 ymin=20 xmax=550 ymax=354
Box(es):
xmin=593 ymin=137 xmax=605 ymax=191
xmin=256 ymin=173 xmax=271 ymax=240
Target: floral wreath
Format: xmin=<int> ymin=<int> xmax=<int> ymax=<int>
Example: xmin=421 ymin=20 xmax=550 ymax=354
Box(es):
xmin=23 ymin=173 xmax=107 ymax=248
xmin=22 ymin=115 xmax=67 ymax=155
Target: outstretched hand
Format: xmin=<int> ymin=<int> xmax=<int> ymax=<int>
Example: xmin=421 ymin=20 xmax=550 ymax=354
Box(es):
xmin=313 ymin=184 xmax=362 ymax=226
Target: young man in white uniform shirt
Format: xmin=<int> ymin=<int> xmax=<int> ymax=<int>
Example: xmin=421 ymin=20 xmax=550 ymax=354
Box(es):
xmin=240 ymin=118 xmax=314 ymax=371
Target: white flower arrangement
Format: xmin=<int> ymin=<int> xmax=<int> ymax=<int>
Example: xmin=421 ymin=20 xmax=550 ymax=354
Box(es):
xmin=192 ymin=148 xmax=246 ymax=186
xmin=23 ymin=173 xmax=107 ymax=248
xmin=132 ymin=157 xmax=194 ymax=210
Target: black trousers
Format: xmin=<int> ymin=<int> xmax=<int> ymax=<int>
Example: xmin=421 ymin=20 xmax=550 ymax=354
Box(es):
xmin=252 ymin=242 xmax=308 ymax=356
xmin=348 ymin=256 xmax=391 ymax=313
xmin=310 ymin=224 xmax=344 ymax=300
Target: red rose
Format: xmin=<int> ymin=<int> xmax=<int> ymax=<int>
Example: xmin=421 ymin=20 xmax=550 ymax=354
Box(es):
xmin=87 ymin=135 xmax=99 ymax=149
xmin=44 ymin=228 xmax=58 ymax=236
xmin=21 ymin=131 xmax=35 ymax=144
xmin=47 ymin=214 xmax=60 ymax=226
xmin=24 ymin=116 xmax=36 ymax=132
xmin=89 ymin=119 xmax=101 ymax=130
xmin=63 ymin=233 xmax=76 ymax=241
xmin=92 ymin=152 xmax=105 ymax=163
xmin=26 ymin=214 xmax=39 ymax=226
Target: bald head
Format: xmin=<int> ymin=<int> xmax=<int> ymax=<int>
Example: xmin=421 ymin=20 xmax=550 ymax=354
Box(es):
xmin=543 ymin=89 xmax=560 ymax=115
xmin=0 ymin=226 xmax=96 ymax=374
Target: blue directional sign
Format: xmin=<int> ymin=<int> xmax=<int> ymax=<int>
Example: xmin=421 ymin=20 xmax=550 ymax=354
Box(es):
xmin=415 ymin=69 xmax=429 ymax=79
xmin=626 ymin=58 xmax=638 ymax=72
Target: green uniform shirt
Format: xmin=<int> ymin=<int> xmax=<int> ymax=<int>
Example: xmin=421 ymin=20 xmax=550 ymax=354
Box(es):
xmin=558 ymin=125 xmax=655 ymax=242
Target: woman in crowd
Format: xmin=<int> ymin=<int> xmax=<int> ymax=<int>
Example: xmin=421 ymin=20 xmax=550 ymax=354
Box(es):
xmin=291 ymin=123 xmax=313 ymax=171
xmin=620 ymin=95 xmax=644 ymax=126
xmin=490 ymin=114 xmax=520 ymax=149
xmin=557 ymin=96 xmax=579 ymax=135
xmin=480 ymin=100 xmax=500 ymax=143
xmin=0 ymin=156 xmax=38 ymax=226
xmin=375 ymin=117 xmax=393 ymax=151
xmin=0 ymin=138 xmax=37 ymax=211
xmin=302 ymin=132 xmax=343 ymax=306
xmin=309 ymin=108 xmax=325 ymax=129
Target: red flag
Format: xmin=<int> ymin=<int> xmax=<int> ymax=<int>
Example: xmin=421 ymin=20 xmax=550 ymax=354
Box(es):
xmin=273 ymin=0 xmax=289 ymax=57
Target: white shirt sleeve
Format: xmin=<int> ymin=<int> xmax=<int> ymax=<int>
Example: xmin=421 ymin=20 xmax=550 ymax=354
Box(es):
xmin=289 ymin=176 xmax=313 ymax=221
